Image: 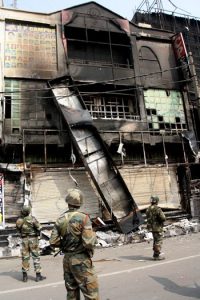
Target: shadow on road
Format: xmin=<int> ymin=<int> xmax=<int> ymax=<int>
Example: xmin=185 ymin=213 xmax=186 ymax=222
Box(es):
xmin=150 ymin=276 xmax=200 ymax=299
xmin=120 ymin=255 xmax=153 ymax=261
xmin=0 ymin=271 xmax=36 ymax=282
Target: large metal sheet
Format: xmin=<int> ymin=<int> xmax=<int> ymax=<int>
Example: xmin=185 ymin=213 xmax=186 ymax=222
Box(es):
xmin=49 ymin=78 xmax=144 ymax=233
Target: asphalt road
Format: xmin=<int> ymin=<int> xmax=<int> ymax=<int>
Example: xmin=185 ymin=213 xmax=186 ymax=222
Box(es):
xmin=0 ymin=232 xmax=200 ymax=300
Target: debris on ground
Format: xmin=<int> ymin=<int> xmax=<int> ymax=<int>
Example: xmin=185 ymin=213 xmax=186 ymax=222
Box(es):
xmin=0 ymin=218 xmax=199 ymax=257
xmin=95 ymin=218 xmax=200 ymax=247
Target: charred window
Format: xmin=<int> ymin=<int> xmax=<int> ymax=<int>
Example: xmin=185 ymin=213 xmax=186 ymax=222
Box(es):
xmin=65 ymin=25 xmax=133 ymax=69
xmin=5 ymin=80 xmax=21 ymax=134
xmin=139 ymin=46 xmax=161 ymax=82
xmin=84 ymin=94 xmax=139 ymax=120
xmin=5 ymin=96 xmax=11 ymax=118
xmin=144 ymin=89 xmax=187 ymax=133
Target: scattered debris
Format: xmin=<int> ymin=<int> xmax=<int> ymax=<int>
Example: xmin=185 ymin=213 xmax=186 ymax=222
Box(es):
xmin=0 ymin=218 xmax=199 ymax=258
xmin=95 ymin=218 xmax=200 ymax=247
xmin=7 ymin=235 xmax=21 ymax=248
xmin=164 ymin=218 xmax=200 ymax=236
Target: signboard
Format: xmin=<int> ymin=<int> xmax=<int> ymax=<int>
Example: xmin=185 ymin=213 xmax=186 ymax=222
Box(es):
xmin=171 ymin=32 xmax=191 ymax=80
xmin=5 ymin=23 xmax=57 ymax=73
xmin=0 ymin=174 xmax=5 ymax=229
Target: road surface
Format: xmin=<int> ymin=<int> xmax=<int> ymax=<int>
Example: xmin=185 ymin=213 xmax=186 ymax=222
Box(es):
xmin=0 ymin=232 xmax=200 ymax=299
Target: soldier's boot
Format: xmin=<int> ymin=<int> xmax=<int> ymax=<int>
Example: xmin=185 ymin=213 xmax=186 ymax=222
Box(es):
xmin=22 ymin=272 xmax=28 ymax=282
xmin=35 ymin=272 xmax=46 ymax=282
xmin=156 ymin=252 xmax=165 ymax=260
xmin=153 ymin=244 xmax=161 ymax=260
xmin=154 ymin=255 xmax=165 ymax=261
xmin=153 ymin=252 xmax=159 ymax=258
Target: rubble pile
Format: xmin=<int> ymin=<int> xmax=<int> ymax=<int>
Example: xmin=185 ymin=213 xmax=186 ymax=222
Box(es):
xmin=164 ymin=218 xmax=200 ymax=237
xmin=0 ymin=218 xmax=199 ymax=257
xmin=95 ymin=218 xmax=200 ymax=247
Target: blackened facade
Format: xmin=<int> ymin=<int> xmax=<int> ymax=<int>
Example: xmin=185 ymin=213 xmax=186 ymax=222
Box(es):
xmin=0 ymin=2 xmax=198 ymax=225
xmin=133 ymin=8 xmax=200 ymax=218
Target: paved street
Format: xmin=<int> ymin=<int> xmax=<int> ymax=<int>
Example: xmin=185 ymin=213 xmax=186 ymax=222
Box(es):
xmin=0 ymin=232 xmax=200 ymax=299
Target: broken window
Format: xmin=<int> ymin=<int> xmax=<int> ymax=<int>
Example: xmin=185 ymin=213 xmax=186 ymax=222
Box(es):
xmin=65 ymin=25 xmax=133 ymax=69
xmin=84 ymin=94 xmax=139 ymax=120
xmin=144 ymin=89 xmax=187 ymax=132
xmin=5 ymin=96 xmax=11 ymax=119
xmin=139 ymin=46 xmax=161 ymax=82
xmin=5 ymin=80 xmax=21 ymax=134
xmin=4 ymin=79 xmax=46 ymax=135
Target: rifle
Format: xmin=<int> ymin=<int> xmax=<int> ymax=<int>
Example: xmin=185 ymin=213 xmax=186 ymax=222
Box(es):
xmin=54 ymin=248 xmax=62 ymax=257
xmin=53 ymin=238 xmax=67 ymax=257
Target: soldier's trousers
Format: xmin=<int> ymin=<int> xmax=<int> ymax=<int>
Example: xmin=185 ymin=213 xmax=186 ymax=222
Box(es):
xmin=63 ymin=252 xmax=99 ymax=300
xmin=21 ymin=237 xmax=41 ymax=273
xmin=152 ymin=231 xmax=164 ymax=257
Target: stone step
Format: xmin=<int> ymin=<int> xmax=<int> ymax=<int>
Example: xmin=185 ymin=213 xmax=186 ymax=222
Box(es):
xmin=0 ymin=227 xmax=19 ymax=249
xmin=0 ymin=240 xmax=8 ymax=247
xmin=0 ymin=227 xmax=17 ymax=236
xmin=0 ymin=224 xmax=53 ymax=250
xmin=0 ymin=233 xmax=19 ymax=241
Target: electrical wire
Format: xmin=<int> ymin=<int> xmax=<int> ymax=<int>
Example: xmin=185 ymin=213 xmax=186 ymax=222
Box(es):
xmin=0 ymin=64 xmax=186 ymax=95
xmin=0 ymin=64 xmax=194 ymax=101
xmin=1 ymin=75 xmax=193 ymax=104
xmin=168 ymin=0 xmax=191 ymax=15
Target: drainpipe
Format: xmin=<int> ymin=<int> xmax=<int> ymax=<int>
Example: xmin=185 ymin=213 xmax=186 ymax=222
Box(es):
xmin=187 ymin=52 xmax=200 ymax=157
xmin=22 ymin=129 xmax=26 ymax=169
xmin=44 ymin=130 xmax=47 ymax=170
xmin=141 ymin=132 xmax=147 ymax=166
xmin=188 ymin=52 xmax=200 ymax=119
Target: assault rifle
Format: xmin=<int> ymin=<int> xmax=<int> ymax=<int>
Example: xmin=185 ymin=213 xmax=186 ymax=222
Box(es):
xmin=53 ymin=238 xmax=67 ymax=257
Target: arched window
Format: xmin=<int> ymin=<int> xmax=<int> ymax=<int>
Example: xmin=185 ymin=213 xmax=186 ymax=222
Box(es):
xmin=139 ymin=46 xmax=161 ymax=82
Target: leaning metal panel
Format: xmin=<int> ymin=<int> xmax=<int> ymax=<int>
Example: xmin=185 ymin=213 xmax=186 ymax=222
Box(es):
xmin=48 ymin=77 xmax=144 ymax=233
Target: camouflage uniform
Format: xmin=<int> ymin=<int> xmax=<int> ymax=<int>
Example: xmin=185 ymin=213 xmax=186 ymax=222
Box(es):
xmin=146 ymin=198 xmax=166 ymax=260
xmin=16 ymin=206 xmax=46 ymax=282
xmin=50 ymin=201 xmax=99 ymax=300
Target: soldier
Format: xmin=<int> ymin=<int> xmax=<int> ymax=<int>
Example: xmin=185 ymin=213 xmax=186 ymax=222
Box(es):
xmin=49 ymin=188 xmax=100 ymax=300
xmin=16 ymin=205 xmax=46 ymax=282
xmin=146 ymin=195 xmax=166 ymax=260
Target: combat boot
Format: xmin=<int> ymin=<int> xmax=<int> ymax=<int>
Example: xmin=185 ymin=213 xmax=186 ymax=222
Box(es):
xmin=35 ymin=272 xmax=46 ymax=282
xmin=153 ymin=253 xmax=165 ymax=261
xmin=22 ymin=272 xmax=28 ymax=282
xmin=154 ymin=256 xmax=165 ymax=261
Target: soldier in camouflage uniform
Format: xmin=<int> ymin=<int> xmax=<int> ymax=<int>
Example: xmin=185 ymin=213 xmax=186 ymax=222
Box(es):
xmin=16 ymin=205 xmax=46 ymax=282
xmin=146 ymin=196 xmax=166 ymax=260
xmin=50 ymin=188 xmax=100 ymax=300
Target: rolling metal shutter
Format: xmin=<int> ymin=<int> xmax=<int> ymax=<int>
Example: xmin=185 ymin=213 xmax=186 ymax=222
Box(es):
xmin=119 ymin=165 xmax=180 ymax=210
xmin=31 ymin=168 xmax=100 ymax=223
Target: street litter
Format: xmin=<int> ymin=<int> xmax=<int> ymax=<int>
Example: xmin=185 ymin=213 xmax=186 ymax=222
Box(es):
xmin=0 ymin=218 xmax=199 ymax=258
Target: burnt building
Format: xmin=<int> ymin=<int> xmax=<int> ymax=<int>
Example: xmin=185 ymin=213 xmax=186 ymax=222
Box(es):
xmin=0 ymin=2 xmax=198 ymax=230
xmin=133 ymin=4 xmax=200 ymax=219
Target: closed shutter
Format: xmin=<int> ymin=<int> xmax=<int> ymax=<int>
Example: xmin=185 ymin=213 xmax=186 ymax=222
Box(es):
xmin=4 ymin=172 xmax=23 ymax=222
xmin=119 ymin=165 xmax=180 ymax=209
xmin=31 ymin=168 xmax=100 ymax=223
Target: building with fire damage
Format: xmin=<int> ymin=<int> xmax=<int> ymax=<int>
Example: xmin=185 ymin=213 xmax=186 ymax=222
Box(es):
xmin=133 ymin=2 xmax=200 ymax=220
xmin=0 ymin=1 xmax=198 ymax=231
